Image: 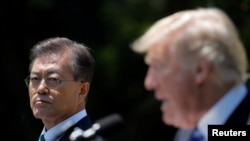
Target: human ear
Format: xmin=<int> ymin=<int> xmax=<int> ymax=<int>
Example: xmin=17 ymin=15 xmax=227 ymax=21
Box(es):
xmin=80 ymin=82 xmax=90 ymax=96
xmin=78 ymin=82 xmax=90 ymax=104
xmin=195 ymin=57 xmax=211 ymax=86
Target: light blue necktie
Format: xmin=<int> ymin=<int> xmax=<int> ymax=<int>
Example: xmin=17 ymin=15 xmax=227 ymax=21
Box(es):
xmin=189 ymin=128 xmax=205 ymax=141
xmin=39 ymin=134 xmax=45 ymax=141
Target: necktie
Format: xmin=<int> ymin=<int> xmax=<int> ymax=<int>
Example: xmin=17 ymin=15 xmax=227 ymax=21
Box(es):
xmin=189 ymin=128 xmax=205 ymax=141
xmin=39 ymin=134 xmax=46 ymax=141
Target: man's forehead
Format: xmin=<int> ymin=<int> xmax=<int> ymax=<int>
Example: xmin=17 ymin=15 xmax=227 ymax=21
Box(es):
xmin=144 ymin=43 xmax=168 ymax=65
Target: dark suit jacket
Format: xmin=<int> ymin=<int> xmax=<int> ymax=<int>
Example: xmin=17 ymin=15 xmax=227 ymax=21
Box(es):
xmin=59 ymin=115 xmax=92 ymax=141
xmin=225 ymin=89 xmax=250 ymax=124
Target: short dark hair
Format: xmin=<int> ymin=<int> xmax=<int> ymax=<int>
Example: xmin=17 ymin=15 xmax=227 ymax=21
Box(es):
xmin=29 ymin=37 xmax=95 ymax=82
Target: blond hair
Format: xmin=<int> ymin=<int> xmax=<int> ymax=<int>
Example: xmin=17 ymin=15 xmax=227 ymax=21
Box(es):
xmin=131 ymin=7 xmax=249 ymax=85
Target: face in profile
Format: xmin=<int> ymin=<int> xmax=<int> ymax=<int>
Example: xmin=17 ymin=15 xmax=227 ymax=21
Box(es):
xmin=144 ymin=39 xmax=201 ymax=128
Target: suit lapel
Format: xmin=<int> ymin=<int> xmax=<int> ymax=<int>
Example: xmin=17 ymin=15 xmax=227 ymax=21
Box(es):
xmin=59 ymin=116 xmax=92 ymax=141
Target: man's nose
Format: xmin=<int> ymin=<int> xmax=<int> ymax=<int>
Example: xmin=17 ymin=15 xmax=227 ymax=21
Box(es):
xmin=37 ymin=79 xmax=49 ymax=94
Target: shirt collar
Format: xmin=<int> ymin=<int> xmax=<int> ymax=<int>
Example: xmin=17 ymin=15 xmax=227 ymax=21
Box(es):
xmin=198 ymin=83 xmax=247 ymax=140
xmin=41 ymin=109 xmax=88 ymax=141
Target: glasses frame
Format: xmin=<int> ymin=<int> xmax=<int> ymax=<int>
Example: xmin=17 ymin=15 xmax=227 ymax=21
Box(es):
xmin=24 ymin=76 xmax=79 ymax=88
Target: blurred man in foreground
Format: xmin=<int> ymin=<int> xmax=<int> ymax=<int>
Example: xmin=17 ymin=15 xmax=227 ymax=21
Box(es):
xmin=131 ymin=7 xmax=250 ymax=141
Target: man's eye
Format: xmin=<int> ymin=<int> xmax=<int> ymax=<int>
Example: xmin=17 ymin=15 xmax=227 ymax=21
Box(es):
xmin=31 ymin=77 xmax=41 ymax=81
xmin=48 ymin=78 xmax=59 ymax=82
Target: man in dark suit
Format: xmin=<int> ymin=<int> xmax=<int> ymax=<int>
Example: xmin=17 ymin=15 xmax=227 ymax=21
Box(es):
xmin=25 ymin=37 xmax=96 ymax=141
xmin=131 ymin=7 xmax=250 ymax=141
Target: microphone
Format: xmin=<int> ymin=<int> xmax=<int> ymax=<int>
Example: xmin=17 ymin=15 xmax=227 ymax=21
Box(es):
xmin=69 ymin=113 xmax=123 ymax=141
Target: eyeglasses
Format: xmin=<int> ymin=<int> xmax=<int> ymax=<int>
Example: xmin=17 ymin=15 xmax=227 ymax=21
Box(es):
xmin=24 ymin=76 xmax=77 ymax=88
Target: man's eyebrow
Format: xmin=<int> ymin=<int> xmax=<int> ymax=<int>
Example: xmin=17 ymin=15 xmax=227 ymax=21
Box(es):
xmin=144 ymin=54 xmax=151 ymax=65
xmin=30 ymin=70 xmax=62 ymax=76
xmin=46 ymin=70 xmax=63 ymax=76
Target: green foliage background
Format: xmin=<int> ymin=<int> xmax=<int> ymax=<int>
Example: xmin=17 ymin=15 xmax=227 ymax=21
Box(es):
xmin=1 ymin=0 xmax=250 ymax=140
